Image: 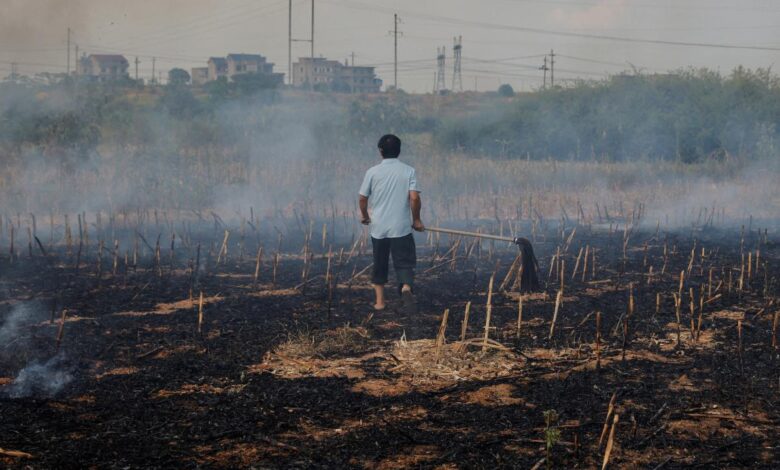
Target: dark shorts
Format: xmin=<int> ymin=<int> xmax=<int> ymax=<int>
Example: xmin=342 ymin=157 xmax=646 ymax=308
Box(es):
xmin=371 ymin=233 xmax=416 ymax=287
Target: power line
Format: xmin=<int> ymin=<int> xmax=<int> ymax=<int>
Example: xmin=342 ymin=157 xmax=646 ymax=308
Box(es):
xmin=97 ymin=1 xmax=290 ymax=55
xmin=496 ymin=0 xmax=780 ymax=13
xmin=98 ymin=0 xmax=283 ymax=51
xmin=323 ymin=0 xmax=780 ymax=52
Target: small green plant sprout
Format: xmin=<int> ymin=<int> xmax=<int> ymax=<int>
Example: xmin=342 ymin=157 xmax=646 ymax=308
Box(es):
xmin=543 ymin=409 xmax=561 ymax=470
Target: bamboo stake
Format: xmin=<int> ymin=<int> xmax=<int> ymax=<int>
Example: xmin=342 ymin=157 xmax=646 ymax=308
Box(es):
xmin=216 ymin=230 xmax=229 ymax=265
xmin=435 ymin=309 xmax=450 ymax=360
xmin=549 ymin=290 xmax=563 ymax=340
xmin=737 ymin=319 xmax=744 ymax=375
xmin=598 ymin=392 xmax=617 ymax=448
xmin=673 ymin=292 xmax=681 ymax=346
xmin=771 ymin=310 xmax=777 ymax=349
xmin=686 ymin=245 xmax=695 ymax=274
xmin=460 ymin=301 xmax=472 ymax=342
xmin=516 ymin=296 xmax=524 ymax=337
xmin=661 ymin=243 xmax=668 ymax=275
xmin=500 ymin=254 xmax=521 ymax=291
xmin=601 ymin=414 xmax=619 ymax=470
xmin=571 ymin=246 xmax=583 ymax=280
xmin=197 ymin=291 xmax=204 ymax=335
xmin=482 ymin=275 xmax=495 ymax=352
xmin=253 ymin=246 xmax=263 ymax=286
xmin=581 ymin=245 xmax=589 ymax=282
xmin=696 ymin=285 xmax=704 ymax=341
xmin=689 ymin=288 xmax=696 ymax=341
xmin=112 ymin=240 xmax=119 ymax=276
xmin=739 ymin=254 xmax=745 ymax=292
xmin=595 ymin=311 xmax=602 ymax=370
xmin=547 ymin=250 xmax=556 ymax=281
xmin=560 ymin=259 xmax=565 ymax=293
xmin=55 ymin=309 xmax=67 ymax=352
xmin=272 ymin=253 xmax=279 ymax=287
xmin=678 ymin=270 xmax=685 ymax=300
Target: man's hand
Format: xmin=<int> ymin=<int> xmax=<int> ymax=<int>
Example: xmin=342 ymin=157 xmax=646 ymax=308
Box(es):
xmin=359 ymin=195 xmax=370 ymax=226
xmin=412 ymin=219 xmax=425 ymax=232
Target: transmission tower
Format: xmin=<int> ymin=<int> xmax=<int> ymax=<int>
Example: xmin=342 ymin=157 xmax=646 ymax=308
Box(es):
xmin=436 ymin=46 xmax=446 ymax=93
xmin=452 ymin=36 xmax=462 ymax=91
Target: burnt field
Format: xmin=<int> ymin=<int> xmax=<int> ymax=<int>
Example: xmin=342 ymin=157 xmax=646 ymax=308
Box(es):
xmin=0 ymin=210 xmax=778 ymax=469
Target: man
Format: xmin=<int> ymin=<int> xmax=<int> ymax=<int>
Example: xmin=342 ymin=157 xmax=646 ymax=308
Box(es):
xmin=359 ymin=134 xmax=424 ymax=312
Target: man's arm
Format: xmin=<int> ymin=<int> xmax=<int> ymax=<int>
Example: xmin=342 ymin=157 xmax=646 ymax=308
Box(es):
xmin=359 ymin=170 xmax=372 ymax=225
xmin=410 ymin=191 xmax=424 ymax=232
xmin=359 ymin=195 xmax=370 ymax=225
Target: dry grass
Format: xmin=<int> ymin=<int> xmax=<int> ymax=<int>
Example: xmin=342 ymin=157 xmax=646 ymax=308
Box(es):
xmin=273 ymin=325 xmax=371 ymax=360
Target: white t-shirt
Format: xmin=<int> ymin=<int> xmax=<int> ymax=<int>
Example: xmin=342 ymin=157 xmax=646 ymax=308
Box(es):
xmin=359 ymin=159 xmax=420 ymax=239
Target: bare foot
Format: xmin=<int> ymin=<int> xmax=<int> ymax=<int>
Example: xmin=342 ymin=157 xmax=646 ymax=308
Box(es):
xmin=373 ymin=303 xmax=386 ymax=311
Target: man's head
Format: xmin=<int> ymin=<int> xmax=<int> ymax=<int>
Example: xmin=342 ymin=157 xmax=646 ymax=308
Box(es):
xmin=378 ymin=134 xmax=401 ymax=159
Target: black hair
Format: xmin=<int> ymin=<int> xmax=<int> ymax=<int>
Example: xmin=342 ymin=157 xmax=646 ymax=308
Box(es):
xmin=377 ymin=134 xmax=401 ymax=158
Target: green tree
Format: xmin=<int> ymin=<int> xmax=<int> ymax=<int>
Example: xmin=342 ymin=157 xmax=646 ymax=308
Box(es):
xmin=168 ymin=68 xmax=191 ymax=86
xmin=498 ymin=83 xmax=515 ymax=97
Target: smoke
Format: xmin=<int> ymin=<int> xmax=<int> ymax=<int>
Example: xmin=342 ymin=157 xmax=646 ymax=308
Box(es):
xmin=0 ymin=300 xmax=48 ymax=353
xmin=0 ymin=302 xmax=73 ymax=399
xmin=0 ymin=1 xmax=89 ymax=61
xmin=5 ymin=354 xmax=73 ymax=399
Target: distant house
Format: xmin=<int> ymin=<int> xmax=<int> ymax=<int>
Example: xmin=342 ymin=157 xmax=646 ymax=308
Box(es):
xmin=226 ymin=53 xmax=274 ymax=76
xmin=200 ymin=53 xmax=283 ymax=85
xmin=292 ymin=57 xmax=381 ymax=93
xmin=191 ymin=67 xmax=209 ymax=86
xmin=207 ymin=57 xmax=228 ymax=81
xmin=78 ymin=54 xmax=129 ymax=81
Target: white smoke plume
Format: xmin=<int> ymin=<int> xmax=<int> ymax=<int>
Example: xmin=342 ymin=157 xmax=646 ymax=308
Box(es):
xmin=5 ymin=353 xmax=73 ymax=399
xmin=1 ymin=302 xmax=73 ymax=398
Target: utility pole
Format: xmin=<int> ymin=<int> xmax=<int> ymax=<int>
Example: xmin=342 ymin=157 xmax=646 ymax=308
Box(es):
xmin=310 ymin=0 xmax=314 ymax=90
xmin=74 ymin=44 xmax=79 ymax=75
xmin=288 ymin=0 xmax=292 ymax=85
xmin=152 ymin=57 xmax=156 ymax=84
xmin=135 ymin=57 xmax=140 ymax=81
xmin=394 ymin=14 xmax=398 ymax=89
xmin=389 ymin=14 xmax=402 ymax=90
xmin=351 ymin=51 xmax=355 ymax=66
xmin=66 ymin=27 xmax=71 ymax=75
xmin=290 ymin=1 xmax=315 ymax=88
xmin=452 ymin=36 xmax=462 ymax=92
xmin=540 ymin=55 xmax=549 ymax=89
xmin=550 ymin=49 xmax=555 ymax=87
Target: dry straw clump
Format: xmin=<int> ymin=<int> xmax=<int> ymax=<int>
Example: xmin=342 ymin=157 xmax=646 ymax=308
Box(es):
xmin=388 ymin=335 xmax=524 ymax=383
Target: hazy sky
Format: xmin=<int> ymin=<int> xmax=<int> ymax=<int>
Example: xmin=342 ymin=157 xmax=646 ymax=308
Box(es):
xmin=2 ymin=0 xmax=780 ymax=92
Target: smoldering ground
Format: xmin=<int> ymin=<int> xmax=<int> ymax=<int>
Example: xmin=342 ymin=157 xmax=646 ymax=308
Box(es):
xmin=0 ymin=301 xmax=74 ymax=399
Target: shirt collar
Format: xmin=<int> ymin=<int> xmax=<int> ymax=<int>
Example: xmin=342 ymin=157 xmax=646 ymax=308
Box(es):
xmin=380 ymin=159 xmax=399 ymax=165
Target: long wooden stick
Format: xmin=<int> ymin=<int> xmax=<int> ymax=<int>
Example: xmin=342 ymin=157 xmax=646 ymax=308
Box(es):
xmin=427 ymin=226 xmax=515 ymax=243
